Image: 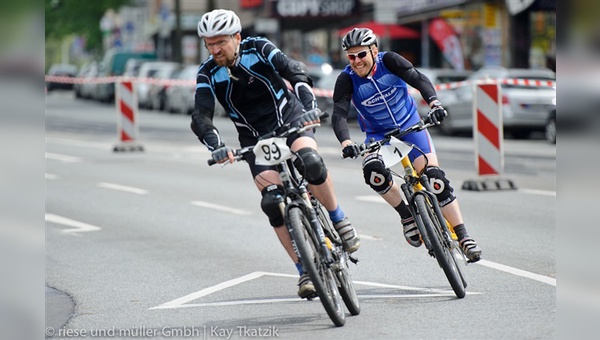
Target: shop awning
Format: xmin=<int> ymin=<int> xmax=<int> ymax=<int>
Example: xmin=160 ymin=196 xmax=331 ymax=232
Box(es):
xmin=337 ymin=21 xmax=420 ymax=39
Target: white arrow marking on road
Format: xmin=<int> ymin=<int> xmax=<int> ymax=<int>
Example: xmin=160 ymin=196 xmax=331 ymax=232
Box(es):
xmin=45 ymin=214 xmax=102 ymax=233
xmin=45 ymin=152 xmax=82 ymax=163
xmin=98 ymin=182 xmax=148 ymax=195
xmin=190 ymin=201 xmax=253 ymax=215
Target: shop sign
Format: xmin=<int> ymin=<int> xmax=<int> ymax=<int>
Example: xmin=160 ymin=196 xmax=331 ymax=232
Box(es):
xmin=271 ymin=0 xmax=360 ymax=18
xmin=394 ymin=0 xmax=466 ymax=17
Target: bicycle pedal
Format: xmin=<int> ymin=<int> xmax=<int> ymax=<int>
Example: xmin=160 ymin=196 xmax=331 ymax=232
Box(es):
xmin=467 ymin=255 xmax=481 ymax=264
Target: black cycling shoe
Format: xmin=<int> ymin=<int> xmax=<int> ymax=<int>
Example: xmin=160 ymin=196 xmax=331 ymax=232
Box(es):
xmin=459 ymin=237 xmax=482 ymax=263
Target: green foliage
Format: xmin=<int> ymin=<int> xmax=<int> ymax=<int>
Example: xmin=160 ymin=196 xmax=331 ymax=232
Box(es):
xmin=45 ymin=0 xmax=131 ymax=53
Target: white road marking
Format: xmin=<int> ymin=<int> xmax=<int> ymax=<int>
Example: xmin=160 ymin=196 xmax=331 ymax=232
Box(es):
xmin=150 ymin=271 xmax=478 ymax=310
xmin=476 ymin=259 xmax=556 ymax=286
xmin=45 ymin=152 xmax=82 ymax=163
xmin=356 ymin=194 xmax=556 ymax=286
xmin=45 ymin=214 xmax=102 ymax=233
xmin=519 ymin=189 xmax=556 ymax=197
xmin=150 ymin=272 xmax=276 ymax=310
xmin=356 ymin=195 xmax=386 ymax=203
xmin=190 ymin=201 xmax=253 ymax=215
xmin=45 ymin=173 xmax=58 ymax=180
xmin=98 ymin=182 xmax=148 ymax=195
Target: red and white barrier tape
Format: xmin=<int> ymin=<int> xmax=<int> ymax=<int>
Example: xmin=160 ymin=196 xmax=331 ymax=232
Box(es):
xmin=45 ymin=75 xmax=555 ymax=99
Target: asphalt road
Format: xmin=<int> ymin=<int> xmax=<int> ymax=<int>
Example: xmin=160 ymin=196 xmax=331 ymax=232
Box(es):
xmin=46 ymin=91 xmax=555 ymax=339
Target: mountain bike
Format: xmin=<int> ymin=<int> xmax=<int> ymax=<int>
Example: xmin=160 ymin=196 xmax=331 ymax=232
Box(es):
xmin=344 ymin=120 xmax=468 ymax=299
xmin=208 ymin=117 xmax=360 ymax=326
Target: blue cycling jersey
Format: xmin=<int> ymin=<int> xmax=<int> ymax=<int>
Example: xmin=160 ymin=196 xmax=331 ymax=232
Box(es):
xmin=344 ymin=51 xmax=419 ymax=134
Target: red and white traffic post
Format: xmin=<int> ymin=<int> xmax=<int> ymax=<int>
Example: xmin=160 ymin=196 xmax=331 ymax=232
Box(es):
xmin=113 ymin=80 xmax=144 ymax=152
xmin=462 ymin=80 xmax=516 ymax=191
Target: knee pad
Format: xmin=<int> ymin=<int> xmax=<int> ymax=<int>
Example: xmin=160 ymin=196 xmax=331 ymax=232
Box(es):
xmin=362 ymin=153 xmax=393 ymax=195
xmin=260 ymin=185 xmax=284 ymax=227
xmin=293 ymin=147 xmax=328 ymax=185
xmin=424 ymin=166 xmax=456 ymax=207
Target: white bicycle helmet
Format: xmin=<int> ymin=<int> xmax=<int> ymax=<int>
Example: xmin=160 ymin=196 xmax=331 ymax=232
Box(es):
xmin=342 ymin=28 xmax=378 ymax=50
xmin=197 ymin=9 xmax=241 ymax=38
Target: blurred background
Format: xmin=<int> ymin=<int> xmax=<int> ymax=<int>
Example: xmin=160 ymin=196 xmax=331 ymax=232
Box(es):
xmin=44 ymin=0 xmax=556 ymax=73
xmin=15 ymin=0 xmax=596 ymax=339
xmin=44 ymin=0 xmax=560 ymax=141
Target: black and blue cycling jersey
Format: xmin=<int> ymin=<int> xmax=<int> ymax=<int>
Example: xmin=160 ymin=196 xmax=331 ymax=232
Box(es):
xmin=191 ymin=37 xmax=316 ymax=150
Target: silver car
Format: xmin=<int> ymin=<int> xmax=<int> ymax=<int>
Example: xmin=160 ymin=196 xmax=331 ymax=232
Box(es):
xmin=439 ymin=67 xmax=556 ymax=138
xmin=164 ymin=64 xmax=226 ymax=116
xmin=164 ymin=64 xmax=198 ymax=114
xmin=409 ymin=68 xmax=472 ymax=119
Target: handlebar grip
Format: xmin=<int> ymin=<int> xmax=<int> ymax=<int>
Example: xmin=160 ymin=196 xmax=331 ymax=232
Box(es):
xmin=207 ymin=158 xmax=216 ymax=166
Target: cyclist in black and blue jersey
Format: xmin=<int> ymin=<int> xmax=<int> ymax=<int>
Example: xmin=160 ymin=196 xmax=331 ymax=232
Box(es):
xmin=190 ymin=9 xmax=360 ymax=299
xmin=332 ymin=28 xmax=482 ymax=262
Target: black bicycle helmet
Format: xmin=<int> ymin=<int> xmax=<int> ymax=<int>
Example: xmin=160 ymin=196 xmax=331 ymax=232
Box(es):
xmin=342 ymin=28 xmax=378 ymax=51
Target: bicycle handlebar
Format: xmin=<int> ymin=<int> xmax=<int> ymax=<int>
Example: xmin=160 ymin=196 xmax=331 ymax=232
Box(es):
xmin=207 ymin=110 xmax=327 ymax=166
xmin=341 ymin=120 xmax=437 ymax=159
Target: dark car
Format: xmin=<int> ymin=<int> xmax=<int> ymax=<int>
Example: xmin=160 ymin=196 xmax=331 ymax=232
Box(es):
xmin=46 ymin=64 xmax=77 ymax=91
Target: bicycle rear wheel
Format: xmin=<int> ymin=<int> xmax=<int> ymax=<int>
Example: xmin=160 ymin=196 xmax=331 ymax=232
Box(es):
xmin=288 ymin=206 xmax=346 ymax=326
xmin=415 ymin=195 xmax=466 ymax=298
xmin=314 ymin=202 xmax=360 ymax=316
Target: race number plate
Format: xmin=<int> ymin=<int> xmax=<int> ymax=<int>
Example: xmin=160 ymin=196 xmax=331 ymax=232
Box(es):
xmin=253 ymin=137 xmax=293 ymax=166
xmin=380 ymin=136 xmax=414 ymax=167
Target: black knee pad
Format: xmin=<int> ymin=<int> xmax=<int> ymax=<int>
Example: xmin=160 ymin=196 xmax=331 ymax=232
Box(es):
xmin=424 ymin=166 xmax=456 ymax=207
xmin=362 ymin=153 xmax=393 ymax=194
xmin=293 ymin=147 xmax=328 ymax=185
xmin=260 ymin=184 xmax=284 ymax=227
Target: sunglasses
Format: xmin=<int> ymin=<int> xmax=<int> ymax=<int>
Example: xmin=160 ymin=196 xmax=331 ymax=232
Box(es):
xmin=347 ymin=50 xmax=370 ymax=61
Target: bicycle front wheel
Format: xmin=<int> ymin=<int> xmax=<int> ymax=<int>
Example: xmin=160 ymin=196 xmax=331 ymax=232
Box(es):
xmin=314 ymin=201 xmax=360 ymax=316
xmin=415 ymin=195 xmax=466 ymax=298
xmin=288 ymin=206 xmax=346 ymax=326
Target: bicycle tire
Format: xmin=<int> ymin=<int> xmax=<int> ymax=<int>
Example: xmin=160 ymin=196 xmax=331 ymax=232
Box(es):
xmin=315 ymin=203 xmax=360 ymax=316
xmin=414 ymin=195 xmax=466 ymax=298
xmin=288 ymin=206 xmax=346 ymax=326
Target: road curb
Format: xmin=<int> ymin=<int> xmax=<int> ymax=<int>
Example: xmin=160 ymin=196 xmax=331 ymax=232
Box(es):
xmin=46 ymin=286 xmax=75 ymax=333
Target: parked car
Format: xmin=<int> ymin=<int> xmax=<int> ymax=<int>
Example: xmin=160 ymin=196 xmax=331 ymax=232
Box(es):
xmin=136 ymin=61 xmax=178 ymax=109
xmin=148 ymin=62 xmax=182 ymax=111
xmin=94 ymin=49 xmax=157 ymax=103
xmin=439 ymin=67 xmax=556 ymax=138
xmin=123 ymin=58 xmax=149 ymax=78
xmin=409 ymin=68 xmax=472 ymax=119
xmin=73 ymin=61 xmax=94 ymax=98
xmin=164 ymin=64 xmax=198 ymax=114
xmin=46 ymin=64 xmax=78 ymax=91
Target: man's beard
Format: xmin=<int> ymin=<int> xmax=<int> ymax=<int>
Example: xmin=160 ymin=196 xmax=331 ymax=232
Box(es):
xmin=214 ymin=54 xmax=236 ymax=67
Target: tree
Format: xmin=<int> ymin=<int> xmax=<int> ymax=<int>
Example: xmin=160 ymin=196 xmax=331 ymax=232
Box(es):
xmin=45 ymin=0 xmax=131 ymax=54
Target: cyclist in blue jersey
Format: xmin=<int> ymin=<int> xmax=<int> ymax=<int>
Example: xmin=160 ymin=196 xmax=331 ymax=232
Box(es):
xmin=332 ymin=28 xmax=481 ymax=262
xmin=190 ymin=10 xmax=360 ymax=298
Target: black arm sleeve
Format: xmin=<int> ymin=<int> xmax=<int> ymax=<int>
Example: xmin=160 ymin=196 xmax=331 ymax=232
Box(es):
xmin=190 ymin=77 xmax=223 ymax=151
xmin=382 ymin=52 xmax=438 ymax=104
xmin=331 ymin=72 xmax=354 ymax=143
xmin=270 ymin=43 xmax=317 ymax=110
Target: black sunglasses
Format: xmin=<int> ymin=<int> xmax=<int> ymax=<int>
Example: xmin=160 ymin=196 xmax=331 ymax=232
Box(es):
xmin=347 ymin=50 xmax=369 ymax=61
